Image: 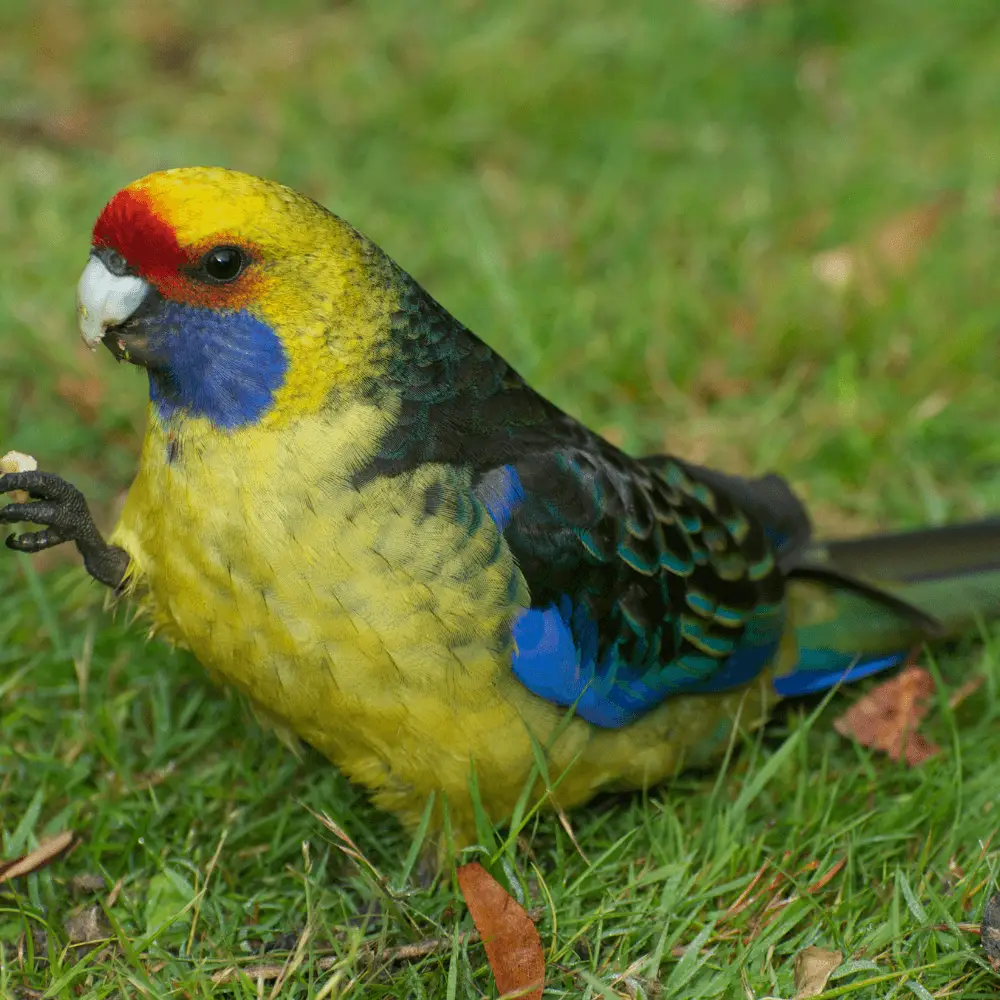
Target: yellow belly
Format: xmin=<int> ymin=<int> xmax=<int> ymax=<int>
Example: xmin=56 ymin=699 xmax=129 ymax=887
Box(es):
xmin=112 ymin=402 xmax=781 ymax=843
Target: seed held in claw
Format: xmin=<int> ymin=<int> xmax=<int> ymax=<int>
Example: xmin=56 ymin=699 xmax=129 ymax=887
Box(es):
xmin=1 ymin=450 xmax=38 ymax=503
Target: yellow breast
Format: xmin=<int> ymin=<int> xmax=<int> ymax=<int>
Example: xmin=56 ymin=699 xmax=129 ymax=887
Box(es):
xmin=111 ymin=400 xmax=780 ymax=840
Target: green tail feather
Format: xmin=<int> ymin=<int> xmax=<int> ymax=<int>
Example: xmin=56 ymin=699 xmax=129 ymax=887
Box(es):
xmin=807 ymin=518 xmax=1000 ymax=632
xmin=777 ymin=519 xmax=1000 ymax=696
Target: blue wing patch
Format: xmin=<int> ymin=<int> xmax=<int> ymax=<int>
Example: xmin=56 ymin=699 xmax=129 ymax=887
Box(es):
xmin=477 ymin=463 xmax=910 ymax=722
xmin=479 ymin=462 xmax=789 ymax=729
xmin=509 ymin=597 xmax=785 ymax=728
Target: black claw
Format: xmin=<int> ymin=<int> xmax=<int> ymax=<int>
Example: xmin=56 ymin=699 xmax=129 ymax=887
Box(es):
xmin=1 ymin=471 xmax=130 ymax=590
xmin=6 ymin=528 xmax=67 ymax=553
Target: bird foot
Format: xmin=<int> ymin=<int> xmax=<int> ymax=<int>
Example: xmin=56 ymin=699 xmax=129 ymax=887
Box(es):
xmin=0 ymin=470 xmax=129 ymax=589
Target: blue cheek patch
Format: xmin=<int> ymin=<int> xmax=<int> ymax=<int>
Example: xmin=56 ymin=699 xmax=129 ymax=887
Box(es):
xmin=148 ymin=301 xmax=288 ymax=429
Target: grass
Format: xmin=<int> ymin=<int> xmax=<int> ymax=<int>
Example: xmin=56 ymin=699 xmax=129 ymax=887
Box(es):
xmin=2 ymin=0 xmax=1000 ymax=995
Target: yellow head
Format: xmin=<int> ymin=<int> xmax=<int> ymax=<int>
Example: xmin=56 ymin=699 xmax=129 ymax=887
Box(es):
xmin=77 ymin=167 xmax=402 ymax=429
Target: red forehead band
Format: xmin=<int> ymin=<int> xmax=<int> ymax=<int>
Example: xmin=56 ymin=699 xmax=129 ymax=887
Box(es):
xmin=92 ymin=188 xmax=189 ymax=280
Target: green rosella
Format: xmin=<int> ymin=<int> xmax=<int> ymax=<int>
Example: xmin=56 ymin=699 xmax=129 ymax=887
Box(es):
xmin=3 ymin=167 xmax=1000 ymax=849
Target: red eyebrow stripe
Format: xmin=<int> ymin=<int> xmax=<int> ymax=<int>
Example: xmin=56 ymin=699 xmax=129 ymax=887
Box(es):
xmin=92 ymin=188 xmax=189 ymax=280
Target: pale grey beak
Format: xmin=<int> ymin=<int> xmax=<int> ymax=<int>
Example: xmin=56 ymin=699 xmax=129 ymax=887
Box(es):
xmin=76 ymin=253 xmax=150 ymax=350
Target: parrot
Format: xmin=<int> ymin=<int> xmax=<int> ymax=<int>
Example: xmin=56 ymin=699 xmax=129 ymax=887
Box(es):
xmin=3 ymin=166 xmax=1000 ymax=854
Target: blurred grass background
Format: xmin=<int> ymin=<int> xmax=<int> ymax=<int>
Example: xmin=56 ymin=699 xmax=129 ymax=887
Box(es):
xmin=2 ymin=1 xmax=1000 ymax=996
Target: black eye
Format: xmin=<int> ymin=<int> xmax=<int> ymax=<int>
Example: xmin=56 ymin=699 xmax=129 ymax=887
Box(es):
xmin=201 ymin=246 xmax=246 ymax=283
xmin=104 ymin=249 xmax=130 ymax=277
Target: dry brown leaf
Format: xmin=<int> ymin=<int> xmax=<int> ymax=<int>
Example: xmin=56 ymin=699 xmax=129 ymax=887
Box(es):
xmin=793 ymin=946 xmax=842 ymax=998
xmin=833 ymin=665 xmax=939 ymax=766
xmin=106 ymin=876 xmax=124 ymax=909
xmin=457 ymin=862 xmax=544 ymax=1000
xmin=812 ymin=196 xmax=958 ymax=301
xmin=0 ymin=830 xmax=75 ymax=883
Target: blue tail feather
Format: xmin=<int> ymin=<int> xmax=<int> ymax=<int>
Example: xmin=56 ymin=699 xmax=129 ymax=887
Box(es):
xmin=772 ymin=650 xmax=909 ymax=697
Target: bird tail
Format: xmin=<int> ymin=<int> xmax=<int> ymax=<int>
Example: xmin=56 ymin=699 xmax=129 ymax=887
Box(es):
xmin=776 ymin=519 xmax=1000 ymax=696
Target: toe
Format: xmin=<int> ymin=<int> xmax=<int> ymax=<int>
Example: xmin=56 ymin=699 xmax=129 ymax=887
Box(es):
xmin=0 ymin=502 xmax=59 ymax=525
xmin=6 ymin=528 xmax=67 ymax=553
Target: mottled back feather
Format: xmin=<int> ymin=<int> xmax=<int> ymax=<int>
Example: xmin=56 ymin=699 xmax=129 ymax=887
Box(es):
xmin=352 ymin=274 xmax=796 ymax=725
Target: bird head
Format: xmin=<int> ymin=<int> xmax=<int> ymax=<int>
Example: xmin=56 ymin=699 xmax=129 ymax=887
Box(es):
xmin=77 ymin=167 xmax=399 ymax=430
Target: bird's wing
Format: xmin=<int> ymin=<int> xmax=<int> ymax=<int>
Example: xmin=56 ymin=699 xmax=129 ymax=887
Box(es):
xmin=473 ymin=443 xmax=795 ymax=728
